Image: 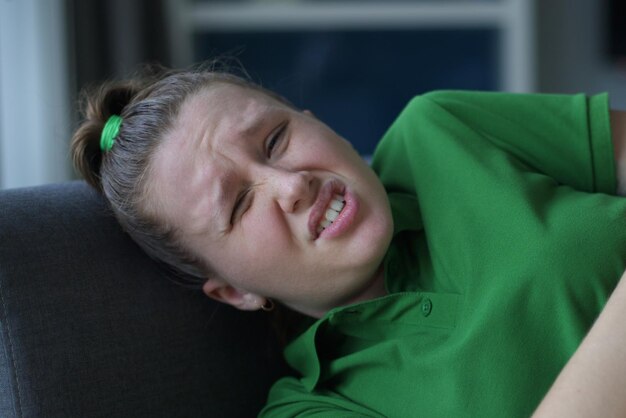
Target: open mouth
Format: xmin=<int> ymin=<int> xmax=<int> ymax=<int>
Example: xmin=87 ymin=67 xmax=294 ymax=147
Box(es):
xmin=308 ymin=179 xmax=345 ymax=239
xmin=308 ymin=179 xmax=358 ymax=240
xmin=316 ymin=194 xmax=346 ymax=235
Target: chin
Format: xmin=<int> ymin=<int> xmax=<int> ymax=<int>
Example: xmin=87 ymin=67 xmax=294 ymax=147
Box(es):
xmin=351 ymin=219 xmax=393 ymax=276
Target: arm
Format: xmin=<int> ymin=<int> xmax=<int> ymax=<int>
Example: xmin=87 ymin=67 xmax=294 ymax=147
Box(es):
xmin=407 ymin=91 xmax=615 ymax=194
xmin=611 ymin=110 xmax=626 ymax=196
xmin=533 ymin=269 xmax=626 ymax=417
xmin=530 ymin=110 xmax=626 ymax=415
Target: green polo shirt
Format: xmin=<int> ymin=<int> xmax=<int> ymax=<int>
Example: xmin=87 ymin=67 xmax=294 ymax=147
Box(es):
xmin=260 ymin=91 xmax=626 ymax=417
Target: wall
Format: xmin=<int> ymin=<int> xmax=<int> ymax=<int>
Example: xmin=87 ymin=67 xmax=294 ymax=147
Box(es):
xmin=0 ymin=0 xmax=72 ymax=189
xmin=537 ymin=0 xmax=626 ymax=108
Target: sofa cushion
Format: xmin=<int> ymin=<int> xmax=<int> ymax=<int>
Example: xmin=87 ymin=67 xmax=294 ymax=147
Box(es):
xmin=0 ymin=181 xmax=287 ymax=417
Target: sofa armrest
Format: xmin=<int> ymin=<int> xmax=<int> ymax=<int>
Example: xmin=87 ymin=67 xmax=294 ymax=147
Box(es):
xmin=0 ymin=181 xmax=288 ymax=417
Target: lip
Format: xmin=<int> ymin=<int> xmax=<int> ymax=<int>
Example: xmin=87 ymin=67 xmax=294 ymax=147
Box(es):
xmin=308 ymin=179 xmax=359 ymax=240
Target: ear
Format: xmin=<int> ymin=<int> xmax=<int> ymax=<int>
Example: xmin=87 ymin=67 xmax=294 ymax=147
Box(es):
xmin=303 ymin=109 xmax=315 ymax=117
xmin=202 ymin=277 xmax=266 ymax=311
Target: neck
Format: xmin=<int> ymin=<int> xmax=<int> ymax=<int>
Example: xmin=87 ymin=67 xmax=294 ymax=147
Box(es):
xmin=354 ymin=263 xmax=388 ymax=302
xmin=305 ymin=263 xmax=388 ymax=319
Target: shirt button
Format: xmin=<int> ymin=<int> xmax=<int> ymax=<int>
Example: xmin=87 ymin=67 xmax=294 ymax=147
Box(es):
xmin=421 ymin=298 xmax=432 ymax=317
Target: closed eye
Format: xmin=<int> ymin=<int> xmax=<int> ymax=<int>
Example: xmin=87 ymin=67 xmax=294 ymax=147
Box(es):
xmin=230 ymin=188 xmax=253 ymax=225
xmin=266 ymin=122 xmax=288 ymax=158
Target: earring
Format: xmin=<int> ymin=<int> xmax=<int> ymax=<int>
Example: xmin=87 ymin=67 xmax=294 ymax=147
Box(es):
xmin=261 ymin=298 xmax=275 ymax=312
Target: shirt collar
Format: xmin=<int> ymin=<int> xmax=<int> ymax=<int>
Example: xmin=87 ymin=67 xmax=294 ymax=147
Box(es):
xmin=388 ymin=192 xmax=423 ymax=235
xmin=283 ymin=192 xmax=424 ymax=391
xmin=284 ymin=293 xmax=424 ymax=391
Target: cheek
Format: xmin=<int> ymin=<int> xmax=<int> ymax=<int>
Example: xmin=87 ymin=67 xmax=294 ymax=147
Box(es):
xmin=219 ymin=213 xmax=295 ymax=277
xmin=215 ymin=244 xmax=301 ymax=297
xmin=299 ymin=139 xmax=362 ymax=176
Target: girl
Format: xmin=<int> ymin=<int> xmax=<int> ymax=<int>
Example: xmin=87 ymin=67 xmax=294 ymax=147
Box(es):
xmin=72 ymin=63 xmax=626 ymax=417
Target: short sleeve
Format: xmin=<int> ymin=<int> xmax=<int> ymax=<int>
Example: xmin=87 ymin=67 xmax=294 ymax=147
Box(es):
xmin=370 ymin=91 xmax=621 ymax=297
xmin=373 ymin=91 xmax=615 ymax=195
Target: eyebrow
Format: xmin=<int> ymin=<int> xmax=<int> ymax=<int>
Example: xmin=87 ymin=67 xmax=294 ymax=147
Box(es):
xmin=213 ymin=173 xmax=237 ymax=235
xmin=208 ymin=106 xmax=276 ymax=234
xmin=240 ymin=106 xmax=275 ymax=139
xmin=241 ymin=117 xmax=264 ymax=139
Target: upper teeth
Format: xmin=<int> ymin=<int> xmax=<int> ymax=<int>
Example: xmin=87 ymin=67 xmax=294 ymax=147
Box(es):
xmin=317 ymin=194 xmax=345 ymax=233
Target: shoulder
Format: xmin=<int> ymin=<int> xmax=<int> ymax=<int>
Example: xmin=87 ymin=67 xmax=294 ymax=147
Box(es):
xmin=391 ymin=90 xmax=515 ymax=124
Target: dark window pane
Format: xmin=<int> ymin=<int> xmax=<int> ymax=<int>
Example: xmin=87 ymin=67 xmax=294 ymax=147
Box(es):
xmin=194 ymin=29 xmax=498 ymax=154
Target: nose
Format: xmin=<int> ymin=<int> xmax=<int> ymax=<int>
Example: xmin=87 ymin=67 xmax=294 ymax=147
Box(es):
xmin=268 ymin=169 xmax=313 ymax=213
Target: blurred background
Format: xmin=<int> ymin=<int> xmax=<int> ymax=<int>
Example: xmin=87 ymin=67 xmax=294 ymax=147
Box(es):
xmin=1 ymin=0 xmax=625 ymax=189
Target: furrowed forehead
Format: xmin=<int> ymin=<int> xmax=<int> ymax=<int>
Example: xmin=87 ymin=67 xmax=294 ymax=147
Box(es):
xmin=148 ymin=83 xmax=277 ymax=237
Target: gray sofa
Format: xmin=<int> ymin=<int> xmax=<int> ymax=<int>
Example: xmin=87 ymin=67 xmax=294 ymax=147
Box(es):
xmin=0 ymin=181 xmax=288 ymax=417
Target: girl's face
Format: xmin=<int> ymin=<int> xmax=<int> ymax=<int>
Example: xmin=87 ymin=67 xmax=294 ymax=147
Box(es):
xmin=150 ymin=83 xmax=393 ymax=317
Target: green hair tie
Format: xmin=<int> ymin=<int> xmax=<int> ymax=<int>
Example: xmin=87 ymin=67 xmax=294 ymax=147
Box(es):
xmin=100 ymin=115 xmax=123 ymax=152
